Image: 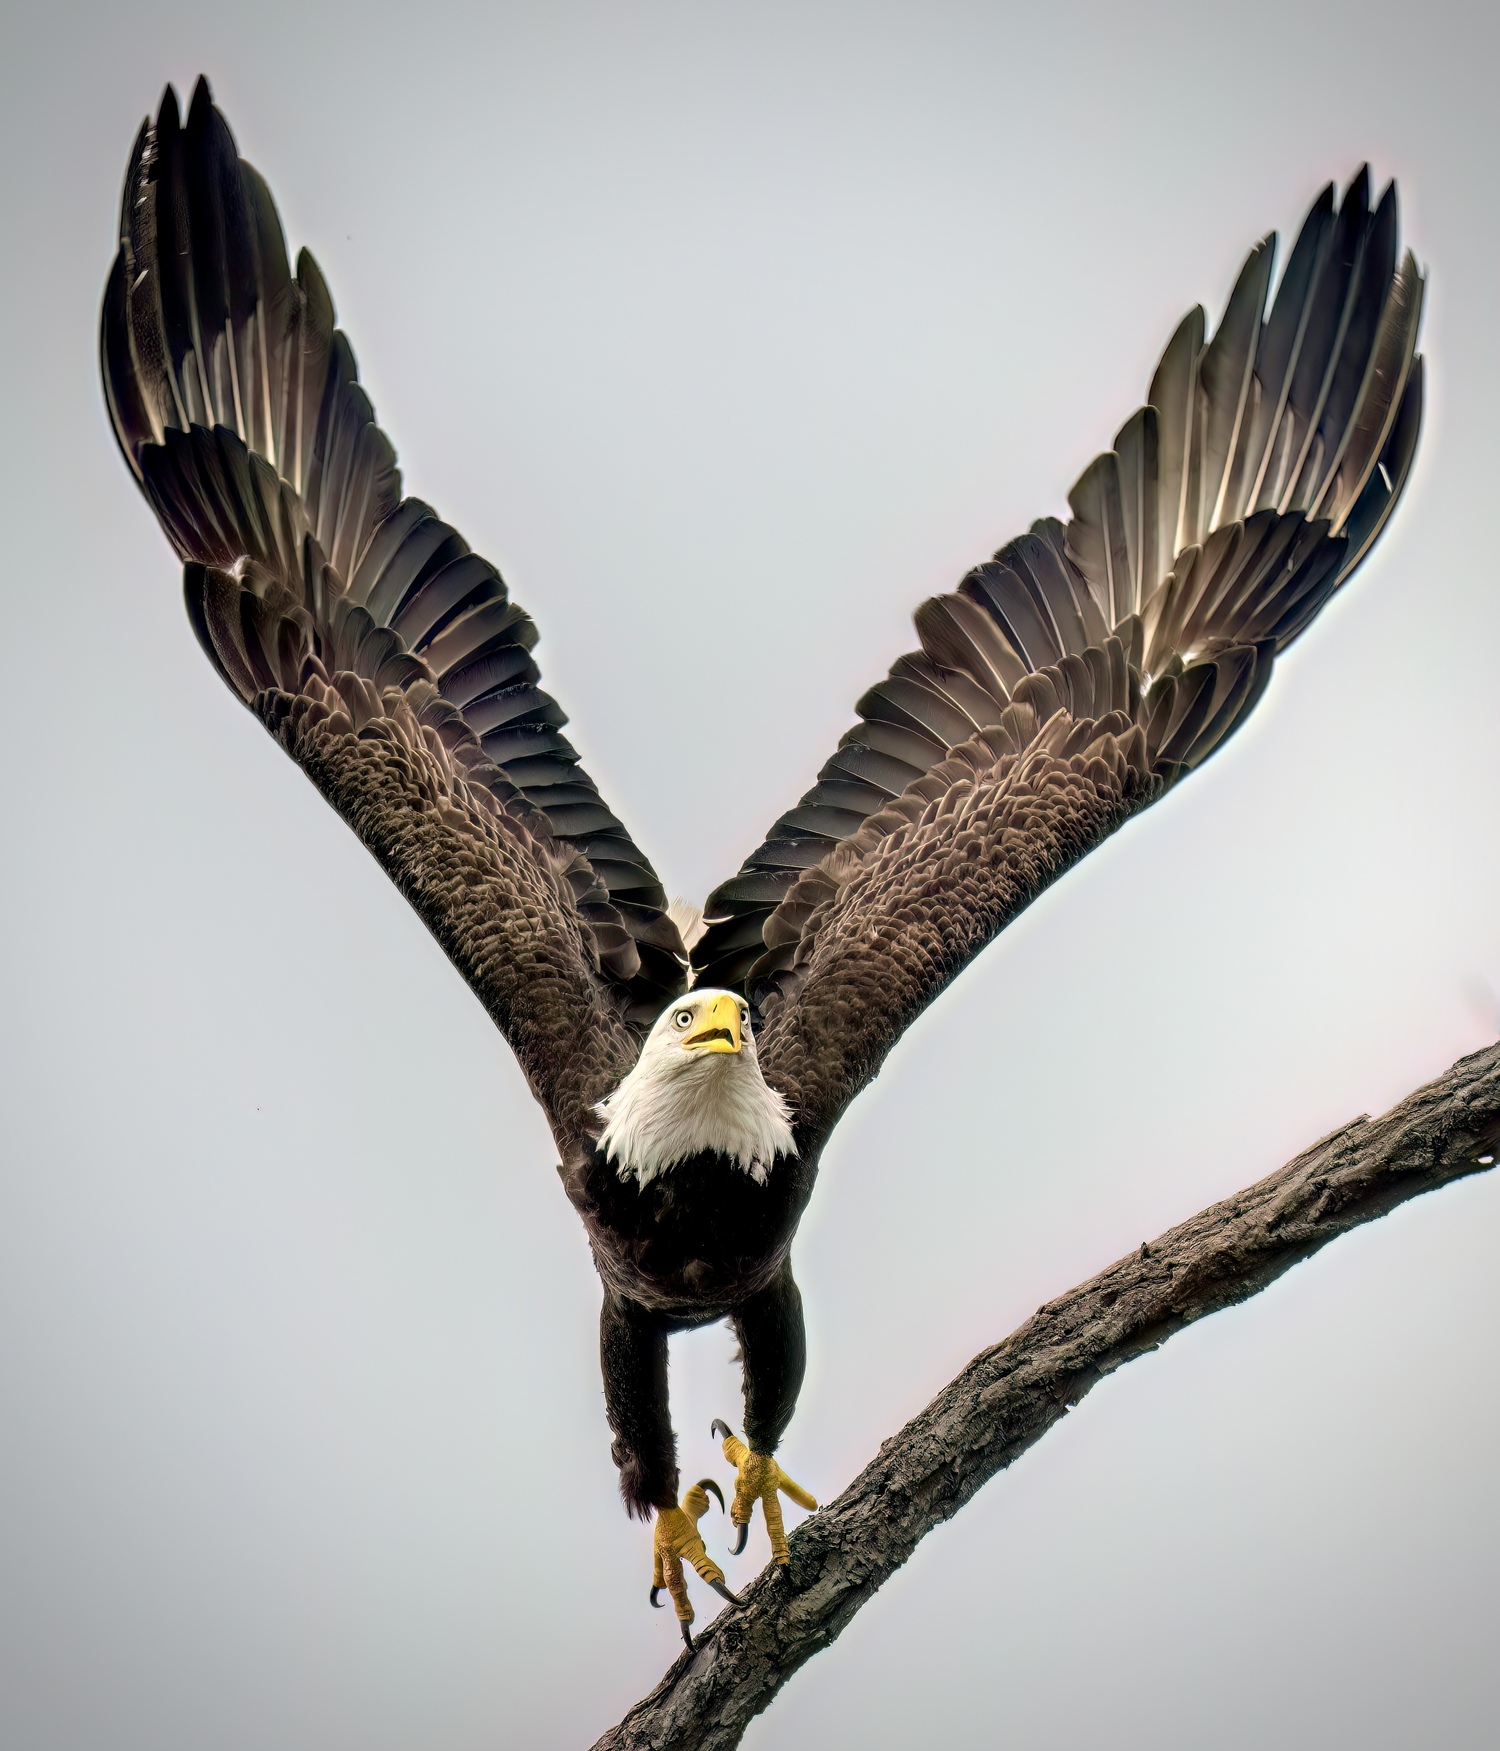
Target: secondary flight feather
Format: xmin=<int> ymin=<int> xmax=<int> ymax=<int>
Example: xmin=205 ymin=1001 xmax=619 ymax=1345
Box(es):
xmin=101 ymin=77 xmax=1423 ymax=1650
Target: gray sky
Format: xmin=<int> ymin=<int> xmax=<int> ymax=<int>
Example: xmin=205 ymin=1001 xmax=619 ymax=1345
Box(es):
xmin=3 ymin=1 xmax=1499 ymax=1746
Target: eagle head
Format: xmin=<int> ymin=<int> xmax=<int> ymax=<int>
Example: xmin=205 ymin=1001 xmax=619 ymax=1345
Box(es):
xmin=594 ymin=989 xmax=796 ymax=1187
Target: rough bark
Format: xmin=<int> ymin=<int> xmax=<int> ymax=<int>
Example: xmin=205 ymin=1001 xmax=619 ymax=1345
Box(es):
xmin=590 ymin=1041 xmax=1500 ymax=1751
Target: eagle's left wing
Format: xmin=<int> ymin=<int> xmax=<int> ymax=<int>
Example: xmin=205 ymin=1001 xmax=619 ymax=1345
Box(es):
xmin=694 ymin=171 xmax=1423 ymax=1140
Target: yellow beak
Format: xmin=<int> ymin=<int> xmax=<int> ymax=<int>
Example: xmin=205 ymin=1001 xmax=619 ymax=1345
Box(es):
xmin=682 ymin=993 xmax=743 ymax=1054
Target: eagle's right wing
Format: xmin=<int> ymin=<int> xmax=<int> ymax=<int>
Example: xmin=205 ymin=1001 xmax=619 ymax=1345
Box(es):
xmin=698 ymin=171 xmax=1424 ymax=1140
xmin=102 ymin=79 xmax=686 ymax=1132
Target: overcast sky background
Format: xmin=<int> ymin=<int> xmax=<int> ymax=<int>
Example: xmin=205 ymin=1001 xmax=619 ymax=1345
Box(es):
xmin=3 ymin=2 xmax=1499 ymax=1746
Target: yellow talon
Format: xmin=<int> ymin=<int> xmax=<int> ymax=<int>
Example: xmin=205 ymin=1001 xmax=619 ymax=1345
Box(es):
xmin=650 ymin=1479 xmax=737 ymax=1648
xmin=715 ymin=1423 xmax=817 ymax=1566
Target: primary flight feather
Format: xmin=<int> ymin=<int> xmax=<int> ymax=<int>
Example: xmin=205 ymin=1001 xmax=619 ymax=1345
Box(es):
xmin=101 ymin=77 xmax=1423 ymax=1648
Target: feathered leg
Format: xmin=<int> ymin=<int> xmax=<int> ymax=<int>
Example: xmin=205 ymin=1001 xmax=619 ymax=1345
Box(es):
xmin=600 ymin=1293 xmax=678 ymax=1517
xmin=714 ymin=1262 xmax=817 ymax=1565
xmin=733 ymin=1261 xmax=806 ymax=1453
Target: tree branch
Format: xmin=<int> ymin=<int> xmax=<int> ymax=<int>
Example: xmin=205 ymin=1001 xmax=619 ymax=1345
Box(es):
xmin=590 ymin=1042 xmax=1500 ymax=1751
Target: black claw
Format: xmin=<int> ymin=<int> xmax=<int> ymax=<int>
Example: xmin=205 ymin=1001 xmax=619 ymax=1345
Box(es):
xmin=708 ymin=1578 xmax=740 ymax=1605
xmin=710 ymin=1418 xmax=734 ymax=1442
xmin=681 ymin=1622 xmax=694 ymax=1651
xmin=698 ymin=1477 xmax=726 ymax=1514
xmin=730 ymin=1520 xmax=748 ymax=1556
xmin=650 ymin=1586 xmax=663 ymax=1609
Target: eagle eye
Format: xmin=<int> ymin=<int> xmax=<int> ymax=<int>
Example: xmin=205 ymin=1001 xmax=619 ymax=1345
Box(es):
xmin=673 ymin=1009 xmax=694 ymax=1030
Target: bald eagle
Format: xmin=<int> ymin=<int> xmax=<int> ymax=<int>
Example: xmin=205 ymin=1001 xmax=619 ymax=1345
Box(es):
xmin=101 ymin=79 xmax=1423 ymax=1646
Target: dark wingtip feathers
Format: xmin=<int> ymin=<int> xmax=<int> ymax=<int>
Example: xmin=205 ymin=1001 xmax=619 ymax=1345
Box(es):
xmin=156 ymin=83 xmax=182 ymax=134
xmin=693 ymin=172 xmax=1425 ymax=994
xmin=103 ymin=83 xmax=686 ymax=1018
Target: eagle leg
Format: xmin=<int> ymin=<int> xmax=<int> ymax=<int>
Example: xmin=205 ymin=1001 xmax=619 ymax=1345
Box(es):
xmin=652 ymin=1478 xmax=739 ymax=1648
xmin=732 ymin=1261 xmax=808 ymax=1453
xmin=713 ymin=1262 xmax=817 ymax=1563
xmin=600 ymin=1294 xmax=679 ymax=1517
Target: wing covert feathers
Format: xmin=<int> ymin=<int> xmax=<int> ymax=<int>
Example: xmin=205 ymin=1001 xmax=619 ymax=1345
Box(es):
xmin=704 ymin=172 xmax=1423 ymax=1129
xmin=760 ymin=706 xmax=1157 ymax=1138
xmin=102 ymin=79 xmax=684 ymax=1052
xmin=189 ymin=546 xmax=638 ymax=1127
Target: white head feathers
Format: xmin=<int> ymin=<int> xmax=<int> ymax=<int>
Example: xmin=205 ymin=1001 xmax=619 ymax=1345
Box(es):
xmin=594 ymin=988 xmax=796 ymax=1187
